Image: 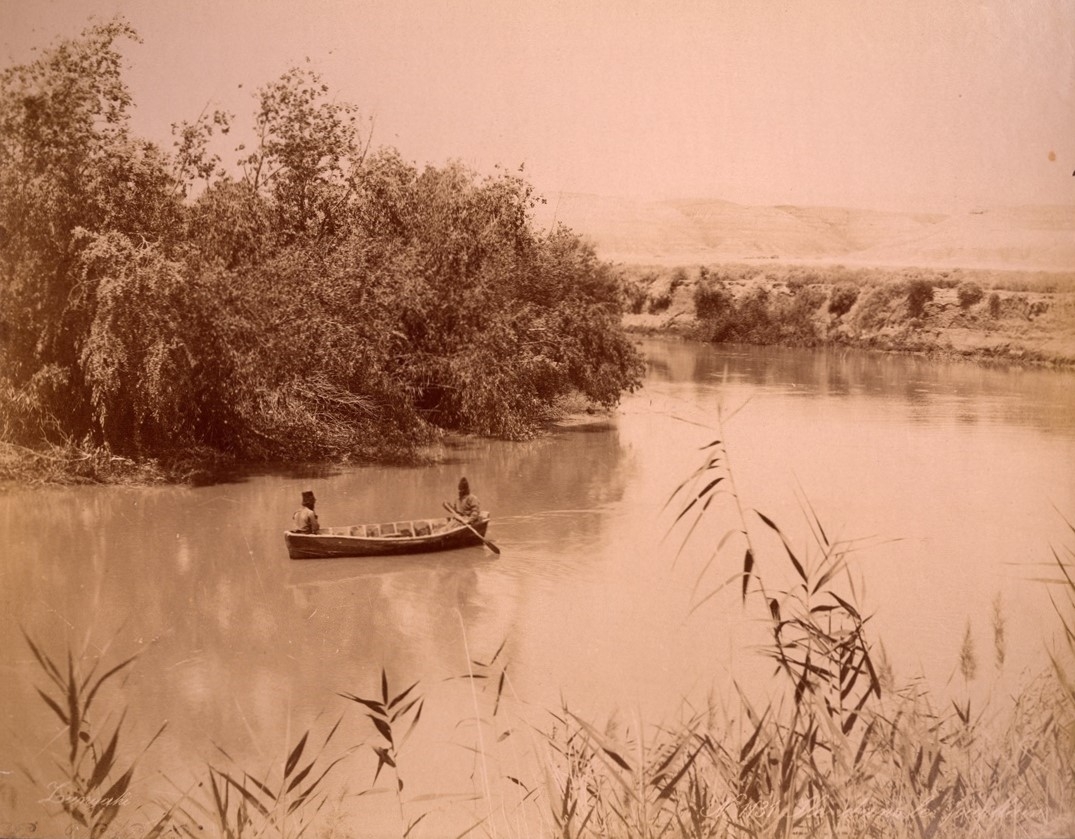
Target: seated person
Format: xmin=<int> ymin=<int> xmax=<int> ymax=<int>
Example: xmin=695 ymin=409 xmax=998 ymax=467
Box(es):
xmin=292 ymin=490 xmax=320 ymax=533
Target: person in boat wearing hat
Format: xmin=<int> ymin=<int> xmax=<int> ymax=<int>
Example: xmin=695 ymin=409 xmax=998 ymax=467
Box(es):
xmin=449 ymin=477 xmax=481 ymax=525
xmin=292 ymin=490 xmax=320 ymax=534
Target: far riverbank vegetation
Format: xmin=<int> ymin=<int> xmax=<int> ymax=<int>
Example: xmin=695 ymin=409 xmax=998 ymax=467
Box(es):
xmin=0 ymin=20 xmax=644 ymax=485
xmin=620 ymin=263 xmax=1075 ymax=365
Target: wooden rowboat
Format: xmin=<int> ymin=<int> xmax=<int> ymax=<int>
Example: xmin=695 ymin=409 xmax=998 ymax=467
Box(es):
xmin=285 ymin=514 xmax=490 ymax=559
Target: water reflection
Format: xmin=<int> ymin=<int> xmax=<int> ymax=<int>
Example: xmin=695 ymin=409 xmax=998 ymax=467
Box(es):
xmin=643 ymin=337 xmax=1075 ymax=434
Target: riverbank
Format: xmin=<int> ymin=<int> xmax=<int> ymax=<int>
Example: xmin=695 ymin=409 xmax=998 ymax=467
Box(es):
xmin=0 ymin=393 xmax=611 ymax=488
xmin=5 ymin=262 xmax=1073 ymax=487
xmin=620 ymin=262 xmax=1075 ymax=367
xmin=0 ymin=441 xmax=243 ymax=487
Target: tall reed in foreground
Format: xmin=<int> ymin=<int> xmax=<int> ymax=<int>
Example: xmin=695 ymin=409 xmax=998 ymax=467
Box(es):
xmin=1045 ymin=518 xmax=1075 ymax=816
xmin=339 ymin=670 xmax=433 ymax=838
xmin=667 ymin=420 xmax=885 ymax=838
xmin=21 ymin=631 xmax=167 ymax=838
xmin=177 ymin=718 xmax=352 ymax=839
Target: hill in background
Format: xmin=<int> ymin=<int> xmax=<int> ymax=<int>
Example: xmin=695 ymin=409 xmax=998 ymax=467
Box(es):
xmin=536 ymin=194 xmax=1075 ymax=272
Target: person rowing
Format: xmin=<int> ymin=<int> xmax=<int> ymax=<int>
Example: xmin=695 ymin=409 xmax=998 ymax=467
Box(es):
xmin=443 ymin=477 xmax=500 ymax=555
xmin=448 ymin=477 xmax=481 ymax=525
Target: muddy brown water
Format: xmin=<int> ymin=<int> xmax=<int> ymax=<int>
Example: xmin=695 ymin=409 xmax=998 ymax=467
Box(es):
xmin=2 ymin=337 xmax=1073 ymax=837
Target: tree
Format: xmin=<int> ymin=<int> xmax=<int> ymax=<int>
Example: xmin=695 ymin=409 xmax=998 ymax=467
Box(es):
xmin=0 ymin=19 xmax=181 ymax=439
xmin=240 ymin=65 xmax=371 ymax=243
xmin=182 ymin=178 xmax=273 ymax=270
xmin=2 ymin=22 xmax=644 ymax=466
xmin=171 ymin=107 xmax=231 ymax=194
xmin=78 ymin=232 xmax=235 ymax=453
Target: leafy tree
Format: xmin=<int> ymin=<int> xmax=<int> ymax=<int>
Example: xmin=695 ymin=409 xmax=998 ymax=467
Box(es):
xmin=182 ymin=178 xmax=274 ymax=270
xmin=171 ymin=107 xmax=232 ymax=193
xmin=78 ymin=231 xmax=237 ymax=453
xmin=375 ymin=163 xmax=640 ymax=436
xmin=0 ymin=19 xmax=181 ymax=438
xmin=241 ymin=65 xmax=371 ymax=243
xmin=349 ymin=147 xmax=420 ymax=240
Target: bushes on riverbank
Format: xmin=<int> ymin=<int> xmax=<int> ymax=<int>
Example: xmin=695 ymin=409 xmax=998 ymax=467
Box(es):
xmin=621 ymin=262 xmax=1075 ymax=365
xmin=0 ymin=21 xmax=643 ymax=481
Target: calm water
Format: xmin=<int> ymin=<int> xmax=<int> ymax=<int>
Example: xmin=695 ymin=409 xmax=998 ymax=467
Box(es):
xmin=2 ymin=337 xmax=1074 ymax=837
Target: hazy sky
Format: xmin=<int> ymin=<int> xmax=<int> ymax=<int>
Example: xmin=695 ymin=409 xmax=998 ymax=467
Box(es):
xmin=3 ymin=0 xmax=1074 ymax=212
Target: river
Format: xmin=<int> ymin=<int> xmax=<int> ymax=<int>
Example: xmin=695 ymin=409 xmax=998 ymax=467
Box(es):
xmin=2 ymin=337 xmax=1073 ymax=837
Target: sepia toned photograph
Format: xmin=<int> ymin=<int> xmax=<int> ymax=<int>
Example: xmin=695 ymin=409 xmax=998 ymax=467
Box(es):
xmin=2 ymin=2 xmax=1074 ymax=837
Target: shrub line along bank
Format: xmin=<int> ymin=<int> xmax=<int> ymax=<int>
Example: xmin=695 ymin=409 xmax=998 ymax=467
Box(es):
xmin=619 ymin=262 xmax=1075 ymax=369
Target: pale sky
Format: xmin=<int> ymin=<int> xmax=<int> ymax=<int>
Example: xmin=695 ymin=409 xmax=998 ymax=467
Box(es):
xmin=3 ymin=0 xmax=1074 ymax=212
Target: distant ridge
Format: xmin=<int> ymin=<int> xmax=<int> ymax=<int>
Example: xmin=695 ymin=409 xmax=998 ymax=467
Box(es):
xmin=536 ymin=193 xmax=1075 ymax=272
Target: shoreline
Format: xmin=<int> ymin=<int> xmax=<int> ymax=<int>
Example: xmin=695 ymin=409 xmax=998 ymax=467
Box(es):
xmin=619 ymin=262 xmax=1075 ymax=370
xmin=0 ymin=401 xmax=618 ymax=490
xmin=625 ymin=319 xmax=1075 ymax=370
xmin=4 ymin=263 xmax=1073 ymax=487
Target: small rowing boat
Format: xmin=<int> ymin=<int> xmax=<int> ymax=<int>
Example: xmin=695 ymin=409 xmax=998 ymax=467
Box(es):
xmin=285 ymin=513 xmax=490 ymax=560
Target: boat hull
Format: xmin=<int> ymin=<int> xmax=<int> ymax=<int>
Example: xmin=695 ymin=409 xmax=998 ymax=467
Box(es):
xmin=285 ymin=516 xmax=489 ymax=559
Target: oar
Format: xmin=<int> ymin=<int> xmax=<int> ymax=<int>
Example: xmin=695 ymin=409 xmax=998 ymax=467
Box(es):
xmin=443 ymin=501 xmax=501 ymax=555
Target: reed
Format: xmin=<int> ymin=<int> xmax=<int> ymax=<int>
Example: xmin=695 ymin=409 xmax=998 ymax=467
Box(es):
xmin=338 ymin=670 xmax=429 ymax=838
xmin=178 ymin=719 xmax=351 ymax=839
xmin=21 ymin=631 xmax=166 ymax=838
xmin=1045 ymin=518 xmax=1075 ymax=817
xmin=626 ymin=406 xmax=1075 ymax=838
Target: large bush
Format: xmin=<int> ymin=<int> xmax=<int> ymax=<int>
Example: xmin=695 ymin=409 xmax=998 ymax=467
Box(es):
xmin=0 ymin=21 xmax=644 ymax=464
xmin=957 ymin=280 xmax=985 ymax=309
xmin=694 ymin=280 xmax=733 ymax=321
xmin=828 ymin=282 xmax=859 ymax=317
xmin=905 ymin=277 xmax=935 ymax=318
xmin=692 ymin=283 xmax=821 ymax=346
xmin=847 ymin=283 xmax=906 ymax=333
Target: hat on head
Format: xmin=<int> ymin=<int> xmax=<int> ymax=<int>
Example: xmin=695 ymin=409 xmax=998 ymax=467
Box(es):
xmin=302 ymin=490 xmax=316 ymax=502
xmin=458 ymin=477 xmax=469 ymax=494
